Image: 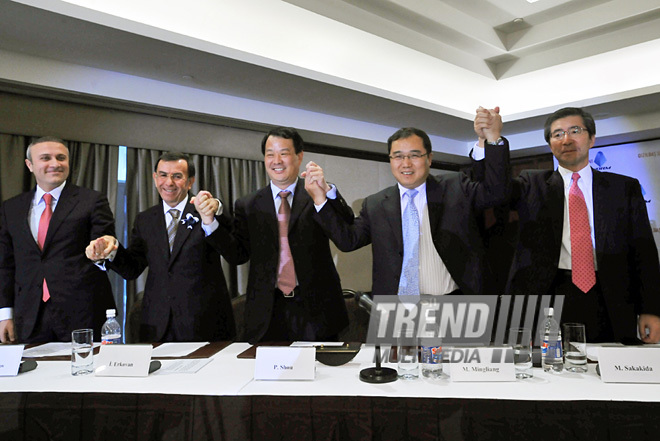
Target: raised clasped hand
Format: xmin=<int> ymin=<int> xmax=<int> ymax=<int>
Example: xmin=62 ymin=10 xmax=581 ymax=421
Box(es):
xmin=190 ymin=190 xmax=219 ymax=225
xmin=302 ymin=161 xmax=331 ymax=205
xmin=85 ymin=235 xmax=117 ymax=261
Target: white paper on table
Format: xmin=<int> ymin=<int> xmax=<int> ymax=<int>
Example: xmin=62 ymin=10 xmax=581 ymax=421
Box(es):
xmin=23 ymin=342 xmax=100 ymax=358
xmin=155 ymin=358 xmax=213 ymax=374
xmin=291 ymin=341 xmax=344 ymax=347
xmin=151 ymin=342 xmax=209 ymax=357
xmin=586 ymin=343 xmax=624 ymax=361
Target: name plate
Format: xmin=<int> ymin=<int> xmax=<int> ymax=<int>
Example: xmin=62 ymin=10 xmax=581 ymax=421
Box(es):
xmin=254 ymin=346 xmax=315 ymax=380
xmin=598 ymin=347 xmax=660 ymax=383
xmin=95 ymin=344 xmax=153 ymax=377
xmin=0 ymin=345 xmax=24 ymax=376
xmin=448 ymin=347 xmax=515 ymax=382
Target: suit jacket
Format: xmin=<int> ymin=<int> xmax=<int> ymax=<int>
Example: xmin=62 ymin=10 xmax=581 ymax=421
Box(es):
xmin=0 ymin=183 xmax=116 ymax=341
xmin=212 ymin=180 xmax=352 ymax=343
xmin=107 ymin=201 xmax=235 ymax=342
xmin=508 ymin=168 xmax=660 ymax=340
xmin=315 ymin=143 xmax=510 ymax=297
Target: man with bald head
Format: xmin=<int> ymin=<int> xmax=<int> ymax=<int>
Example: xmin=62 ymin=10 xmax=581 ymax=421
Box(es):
xmin=0 ymin=137 xmax=116 ymax=343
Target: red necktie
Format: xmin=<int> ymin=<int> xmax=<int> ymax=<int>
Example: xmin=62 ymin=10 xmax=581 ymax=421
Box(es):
xmin=569 ymin=173 xmax=596 ymax=293
xmin=276 ymin=191 xmax=296 ymax=296
xmin=38 ymin=193 xmax=53 ymax=302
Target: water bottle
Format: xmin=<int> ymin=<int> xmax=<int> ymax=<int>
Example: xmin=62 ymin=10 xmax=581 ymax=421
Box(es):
xmin=421 ymin=345 xmax=442 ymax=378
xmin=541 ymin=307 xmax=563 ymax=373
xmin=101 ymin=309 xmax=122 ymax=344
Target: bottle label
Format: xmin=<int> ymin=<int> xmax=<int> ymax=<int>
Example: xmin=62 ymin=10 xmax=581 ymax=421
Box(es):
xmin=422 ymin=346 xmax=442 ymax=364
xmin=541 ymin=339 xmax=563 ymax=358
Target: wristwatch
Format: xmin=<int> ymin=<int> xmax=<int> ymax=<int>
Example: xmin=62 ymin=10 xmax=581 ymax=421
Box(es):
xmin=485 ymin=137 xmax=505 ymax=146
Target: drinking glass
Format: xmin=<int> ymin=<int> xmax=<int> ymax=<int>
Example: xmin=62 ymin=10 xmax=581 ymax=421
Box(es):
xmin=71 ymin=329 xmax=94 ymax=376
xmin=509 ymin=328 xmax=533 ymax=379
xmin=397 ymin=331 xmax=419 ymax=380
xmin=563 ymin=323 xmax=588 ymax=373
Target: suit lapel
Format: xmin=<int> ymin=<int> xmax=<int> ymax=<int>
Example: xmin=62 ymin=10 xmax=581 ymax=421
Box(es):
xmin=426 ymin=176 xmax=443 ymax=239
xmin=382 ymin=185 xmax=403 ymax=251
xmin=150 ymin=204 xmax=170 ymax=262
xmin=547 ymin=171 xmax=565 ymax=249
xmin=19 ymin=189 xmax=40 ymax=253
xmin=43 ymin=183 xmax=79 ymax=252
xmin=256 ymin=186 xmax=279 ymax=241
xmin=591 ymin=169 xmax=608 ymax=256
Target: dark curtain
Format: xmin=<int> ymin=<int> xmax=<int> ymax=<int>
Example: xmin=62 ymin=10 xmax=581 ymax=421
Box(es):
xmin=0 ymin=133 xmax=33 ymax=203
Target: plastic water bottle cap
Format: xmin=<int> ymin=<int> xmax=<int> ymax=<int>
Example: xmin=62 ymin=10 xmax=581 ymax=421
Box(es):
xmin=106 ymin=309 xmax=116 ymax=317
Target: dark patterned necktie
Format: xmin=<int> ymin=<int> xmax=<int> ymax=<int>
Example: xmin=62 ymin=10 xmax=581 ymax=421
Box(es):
xmin=276 ymin=191 xmax=296 ymax=295
xmin=167 ymin=208 xmax=180 ymax=252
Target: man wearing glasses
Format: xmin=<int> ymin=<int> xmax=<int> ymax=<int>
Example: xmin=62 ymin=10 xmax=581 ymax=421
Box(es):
xmin=476 ymin=106 xmax=660 ymax=343
xmin=304 ymin=116 xmax=509 ymax=298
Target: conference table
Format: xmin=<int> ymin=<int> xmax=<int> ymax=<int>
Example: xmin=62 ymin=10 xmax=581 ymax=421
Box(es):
xmin=1 ymin=342 xmax=659 ymax=440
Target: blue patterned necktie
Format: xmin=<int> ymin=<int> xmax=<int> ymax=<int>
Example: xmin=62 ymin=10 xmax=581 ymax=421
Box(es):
xmin=399 ymin=189 xmax=420 ymax=296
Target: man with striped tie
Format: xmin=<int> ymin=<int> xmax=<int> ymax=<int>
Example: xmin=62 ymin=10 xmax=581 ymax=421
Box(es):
xmin=86 ymin=152 xmax=235 ymax=342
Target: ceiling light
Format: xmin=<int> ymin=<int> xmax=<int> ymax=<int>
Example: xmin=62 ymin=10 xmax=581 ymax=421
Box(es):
xmin=526 ymin=0 xmax=541 ymax=3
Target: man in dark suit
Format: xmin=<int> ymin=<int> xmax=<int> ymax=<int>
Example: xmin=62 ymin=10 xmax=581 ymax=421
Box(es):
xmin=486 ymin=107 xmax=660 ymax=343
xmin=0 ymin=137 xmax=116 ymax=343
xmin=87 ymin=152 xmax=235 ymax=342
xmin=213 ymin=127 xmax=352 ymax=343
xmin=305 ymin=119 xmax=509 ymax=298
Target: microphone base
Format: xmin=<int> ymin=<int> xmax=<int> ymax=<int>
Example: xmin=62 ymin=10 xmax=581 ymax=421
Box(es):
xmin=359 ymin=366 xmax=398 ymax=383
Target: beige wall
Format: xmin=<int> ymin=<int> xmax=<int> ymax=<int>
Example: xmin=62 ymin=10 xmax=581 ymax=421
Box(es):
xmin=304 ymin=152 xmax=396 ymax=293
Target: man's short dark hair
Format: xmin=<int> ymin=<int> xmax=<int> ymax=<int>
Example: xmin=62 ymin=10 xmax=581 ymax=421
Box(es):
xmin=544 ymin=107 xmax=596 ymax=144
xmin=26 ymin=136 xmax=67 ymax=161
xmin=387 ymin=128 xmax=432 ymax=155
xmin=154 ymin=152 xmax=195 ymax=179
xmin=261 ymin=127 xmax=304 ymax=155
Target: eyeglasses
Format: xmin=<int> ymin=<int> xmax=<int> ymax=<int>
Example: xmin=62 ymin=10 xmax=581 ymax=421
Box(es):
xmin=550 ymin=126 xmax=589 ymax=141
xmin=389 ymin=152 xmax=428 ymax=162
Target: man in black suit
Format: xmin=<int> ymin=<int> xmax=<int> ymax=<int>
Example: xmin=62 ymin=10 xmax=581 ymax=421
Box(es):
xmin=87 ymin=152 xmax=235 ymax=342
xmin=306 ymin=119 xmax=509 ymax=298
xmin=483 ymin=107 xmax=660 ymax=343
xmin=213 ymin=127 xmax=352 ymax=343
xmin=0 ymin=137 xmax=116 ymax=343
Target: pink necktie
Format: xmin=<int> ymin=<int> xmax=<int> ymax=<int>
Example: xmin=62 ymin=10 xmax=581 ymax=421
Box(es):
xmin=38 ymin=193 xmax=53 ymax=302
xmin=569 ymin=173 xmax=596 ymax=293
xmin=277 ymin=191 xmax=296 ymax=296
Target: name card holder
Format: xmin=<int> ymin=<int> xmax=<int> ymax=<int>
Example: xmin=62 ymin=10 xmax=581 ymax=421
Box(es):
xmin=254 ymin=346 xmax=315 ymax=380
xmin=0 ymin=345 xmax=25 ymax=376
xmin=598 ymin=347 xmax=660 ymax=383
xmin=95 ymin=344 xmax=153 ymax=377
xmin=448 ymin=347 xmax=515 ymax=382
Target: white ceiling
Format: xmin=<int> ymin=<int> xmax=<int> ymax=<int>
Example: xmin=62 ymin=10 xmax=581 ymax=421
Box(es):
xmin=1 ymin=0 xmax=659 ymax=163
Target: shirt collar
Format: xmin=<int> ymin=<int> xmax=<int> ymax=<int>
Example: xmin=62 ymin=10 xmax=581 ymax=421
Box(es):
xmin=397 ymin=181 xmax=427 ymax=201
xmin=557 ymin=164 xmax=593 ymax=189
xmin=35 ymin=181 xmax=66 ymax=204
xmin=270 ymin=179 xmax=298 ymax=200
xmin=162 ymin=195 xmax=189 ymax=216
